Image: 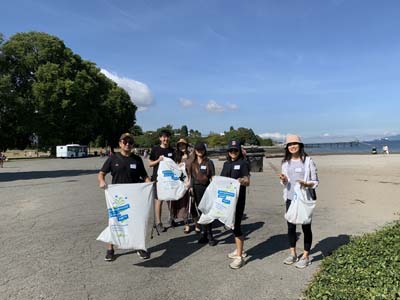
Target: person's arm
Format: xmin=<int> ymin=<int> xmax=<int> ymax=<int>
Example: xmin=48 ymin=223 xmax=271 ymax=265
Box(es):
xmin=98 ymin=157 xmax=111 ymax=188
xmin=98 ymin=171 xmax=107 ymax=189
xmin=238 ymin=176 xmax=250 ymax=186
xmin=238 ymin=160 xmax=250 ymax=186
xmin=279 ymin=162 xmax=288 ymax=185
xmin=209 ymin=160 xmax=216 ymax=177
xmin=148 ymin=156 xmax=163 ymax=167
xmin=137 ymin=157 xmax=151 ymax=183
xmin=299 ymin=158 xmax=319 ymax=188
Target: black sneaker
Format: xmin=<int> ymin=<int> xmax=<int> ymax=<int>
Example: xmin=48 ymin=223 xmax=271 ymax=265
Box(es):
xmin=155 ymin=223 xmax=167 ymax=233
xmin=208 ymin=238 xmax=217 ymax=247
xmin=167 ymin=218 xmax=176 ymax=227
xmin=198 ymin=236 xmax=209 ymax=244
xmin=137 ymin=250 xmax=150 ymax=259
xmin=104 ymin=249 xmax=115 ymax=261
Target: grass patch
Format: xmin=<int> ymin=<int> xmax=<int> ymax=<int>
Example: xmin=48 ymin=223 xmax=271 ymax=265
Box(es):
xmin=305 ymin=221 xmax=400 ymax=300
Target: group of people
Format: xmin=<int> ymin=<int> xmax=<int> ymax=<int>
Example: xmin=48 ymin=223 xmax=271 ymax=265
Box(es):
xmin=97 ymin=131 xmax=319 ymax=270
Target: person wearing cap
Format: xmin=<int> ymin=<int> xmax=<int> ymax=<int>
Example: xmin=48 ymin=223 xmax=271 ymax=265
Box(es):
xmin=98 ymin=133 xmax=151 ymax=261
xmin=220 ymin=140 xmax=250 ymax=269
xmin=148 ymin=129 xmax=176 ymax=233
xmin=189 ymin=142 xmax=216 ymax=245
xmin=169 ymin=138 xmax=193 ymax=233
xmin=278 ymin=134 xmax=319 ymax=269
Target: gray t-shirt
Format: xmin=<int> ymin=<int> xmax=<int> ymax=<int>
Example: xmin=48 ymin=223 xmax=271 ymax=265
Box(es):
xmin=286 ymin=159 xmax=305 ymax=200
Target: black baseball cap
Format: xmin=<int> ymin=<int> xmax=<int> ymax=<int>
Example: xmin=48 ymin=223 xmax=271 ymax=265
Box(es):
xmin=227 ymin=140 xmax=241 ymax=150
xmin=119 ymin=133 xmax=134 ymax=141
xmin=194 ymin=142 xmax=206 ymax=152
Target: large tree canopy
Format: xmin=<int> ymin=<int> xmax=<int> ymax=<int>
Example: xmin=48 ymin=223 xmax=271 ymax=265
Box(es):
xmin=0 ymin=31 xmax=137 ymax=151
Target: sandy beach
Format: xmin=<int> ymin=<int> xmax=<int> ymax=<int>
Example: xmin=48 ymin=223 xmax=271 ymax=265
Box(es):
xmin=0 ymin=154 xmax=399 ymax=300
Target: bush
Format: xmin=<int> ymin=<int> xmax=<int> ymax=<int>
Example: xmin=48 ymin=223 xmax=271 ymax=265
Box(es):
xmin=305 ymin=221 xmax=400 ymax=300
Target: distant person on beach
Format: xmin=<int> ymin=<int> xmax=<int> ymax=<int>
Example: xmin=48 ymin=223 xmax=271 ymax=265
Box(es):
xmin=189 ymin=142 xmax=215 ymax=243
xmin=0 ymin=152 xmax=5 ymax=168
xmin=220 ymin=140 xmax=250 ymax=269
xmin=98 ymin=133 xmax=151 ymax=261
xmin=149 ymin=130 xmax=176 ymax=233
xmin=278 ymin=134 xmax=319 ymax=269
xmin=382 ymin=145 xmax=389 ymax=155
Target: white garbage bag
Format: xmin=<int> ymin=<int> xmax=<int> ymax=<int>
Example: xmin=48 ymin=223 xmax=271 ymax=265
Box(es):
xmin=97 ymin=182 xmax=154 ymax=250
xmin=285 ymin=182 xmax=316 ymax=225
xmin=156 ymin=157 xmax=189 ymax=201
xmin=198 ymin=176 xmax=240 ymax=229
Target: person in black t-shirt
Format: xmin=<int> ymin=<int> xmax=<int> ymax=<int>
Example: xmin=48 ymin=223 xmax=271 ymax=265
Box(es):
xmin=98 ymin=133 xmax=150 ymax=262
xmin=148 ymin=129 xmax=175 ymax=233
xmin=220 ymin=140 xmax=250 ymax=269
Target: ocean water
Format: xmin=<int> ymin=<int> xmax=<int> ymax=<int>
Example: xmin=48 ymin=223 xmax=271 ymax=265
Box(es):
xmin=304 ymin=140 xmax=400 ymax=155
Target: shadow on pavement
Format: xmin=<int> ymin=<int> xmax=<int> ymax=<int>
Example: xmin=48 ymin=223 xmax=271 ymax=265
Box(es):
xmin=134 ymin=221 xmax=265 ymax=268
xmin=311 ymin=234 xmax=350 ymax=262
xmin=0 ymin=169 xmax=98 ymax=182
xmin=245 ymin=233 xmax=288 ymax=264
xmin=212 ymin=221 xmax=265 ymax=246
xmin=134 ymin=233 xmax=204 ymax=268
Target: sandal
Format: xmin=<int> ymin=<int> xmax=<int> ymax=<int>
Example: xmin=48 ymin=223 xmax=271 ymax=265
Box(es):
xmin=183 ymin=225 xmax=191 ymax=234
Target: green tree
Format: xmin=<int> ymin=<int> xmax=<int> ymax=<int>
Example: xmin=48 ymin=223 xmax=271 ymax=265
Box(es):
xmin=205 ymin=133 xmax=226 ymax=147
xmin=180 ymin=125 xmax=188 ymax=137
xmin=131 ymin=125 xmax=143 ymax=136
xmin=0 ymin=31 xmax=137 ymax=151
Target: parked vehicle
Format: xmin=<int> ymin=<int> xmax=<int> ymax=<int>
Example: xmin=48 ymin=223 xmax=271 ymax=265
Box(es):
xmin=56 ymin=144 xmax=88 ymax=158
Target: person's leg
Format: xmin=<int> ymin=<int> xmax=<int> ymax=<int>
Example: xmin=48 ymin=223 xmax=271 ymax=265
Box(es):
xmin=294 ymin=223 xmax=312 ymax=268
xmin=105 ymin=244 xmax=115 ymax=261
xmin=207 ymin=222 xmax=217 ymax=246
xmin=193 ymin=185 xmax=205 ymax=232
xmin=235 ymin=236 xmax=244 ymax=256
xmin=198 ymin=224 xmax=209 ymax=243
xmin=301 ymin=223 xmax=312 ymax=258
xmin=229 ymin=197 xmax=245 ymax=269
xmin=286 ymin=199 xmax=297 ymax=256
xmin=155 ymin=199 xmax=162 ymax=224
xmin=287 ymin=222 xmax=297 ymax=256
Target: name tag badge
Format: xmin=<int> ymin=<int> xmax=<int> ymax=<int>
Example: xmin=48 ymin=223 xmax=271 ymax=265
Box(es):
xmin=234 ymin=165 xmax=241 ymax=170
xmin=295 ymin=167 xmax=302 ymax=173
xmin=200 ymin=165 xmax=207 ymax=170
xmin=168 ymin=153 xmax=173 ymax=157
xmin=130 ymin=164 xmax=137 ymax=169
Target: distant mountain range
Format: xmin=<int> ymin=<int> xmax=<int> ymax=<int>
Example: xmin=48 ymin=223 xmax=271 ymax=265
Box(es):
xmin=370 ymin=134 xmax=400 ymax=142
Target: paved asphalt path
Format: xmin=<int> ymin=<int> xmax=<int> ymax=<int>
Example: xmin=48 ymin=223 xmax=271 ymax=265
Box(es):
xmin=0 ymin=156 xmax=393 ymax=300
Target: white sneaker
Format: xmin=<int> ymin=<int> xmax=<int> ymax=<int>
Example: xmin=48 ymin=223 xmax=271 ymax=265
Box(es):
xmin=227 ymin=249 xmax=248 ymax=259
xmin=229 ymin=257 xmax=245 ymax=269
xmin=295 ymin=256 xmax=311 ymax=269
xmin=283 ymin=255 xmax=299 ymax=265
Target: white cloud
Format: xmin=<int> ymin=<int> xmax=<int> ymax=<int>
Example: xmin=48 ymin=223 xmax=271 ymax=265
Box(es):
xmin=206 ymin=100 xmax=225 ymax=112
xmin=205 ymin=100 xmax=239 ymax=113
xmin=227 ymin=103 xmax=239 ymax=110
xmin=179 ymin=98 xmax=193 ymax=108
xmin=100 ymin=69 xmax=154 ymax=112
xmin=259 ymin=132 xmax=286 ymax=141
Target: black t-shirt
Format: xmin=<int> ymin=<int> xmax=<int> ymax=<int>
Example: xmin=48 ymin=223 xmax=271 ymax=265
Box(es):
xmin=191 ymin=158 xmax=215 ymax=186
xmin=220 ymin=158 xmax=250 ymax=199
xmin=100 ymin=153 xmax=148 ymax=184
xmin=149 ymin=145 xmax=175 ymax=181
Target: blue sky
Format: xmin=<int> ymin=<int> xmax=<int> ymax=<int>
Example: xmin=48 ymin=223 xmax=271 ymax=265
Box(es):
xmin=2 ymin=0 xmax=400 ymax=142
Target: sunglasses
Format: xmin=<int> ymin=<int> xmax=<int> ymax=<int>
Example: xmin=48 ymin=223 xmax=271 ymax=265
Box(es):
xmin=121 ymin=139 xmax=133 ymax=146
xmin=286 ymin=142 xmax=299 ymax=147
xmin=228 ymin=148 xmax=239 ymax=153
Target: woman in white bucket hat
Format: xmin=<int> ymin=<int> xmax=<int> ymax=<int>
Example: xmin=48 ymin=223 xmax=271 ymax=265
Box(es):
xmin=278 ymin=134 xmax=319 ymax=269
